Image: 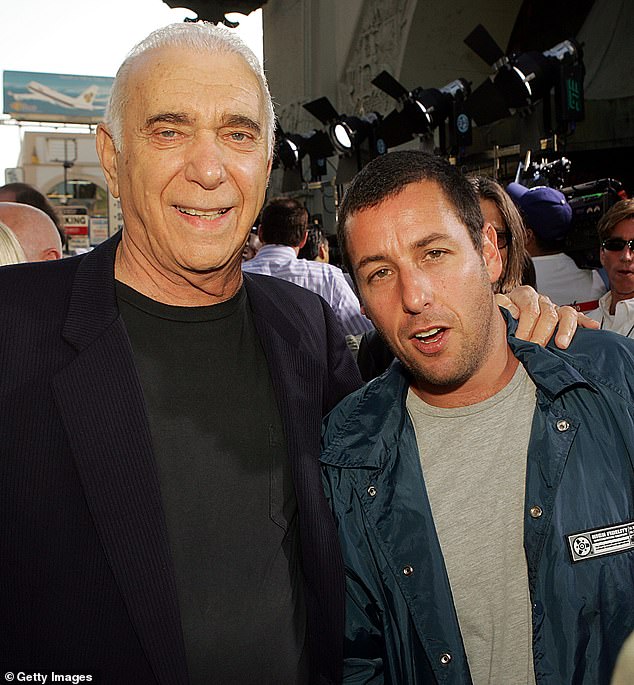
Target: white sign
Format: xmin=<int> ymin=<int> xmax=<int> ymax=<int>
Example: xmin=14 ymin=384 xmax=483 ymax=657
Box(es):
xmin=90 ymin=217 xmax=109 ymax=245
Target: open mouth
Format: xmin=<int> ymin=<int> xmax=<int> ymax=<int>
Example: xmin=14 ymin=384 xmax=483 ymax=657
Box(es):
xmin=414 ymin=327 xmax=444 ymax=344
xmin=176 ymin=206 xmax=231 ymax=220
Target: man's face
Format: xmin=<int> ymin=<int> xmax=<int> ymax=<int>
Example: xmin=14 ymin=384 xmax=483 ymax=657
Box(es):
xmin=98 ymin=46 xmax=271 ymax=286
xmin=346 ymin=180 xmax=503 ymax=402
xmin=600 ymin=217 xmax=634 ymax=302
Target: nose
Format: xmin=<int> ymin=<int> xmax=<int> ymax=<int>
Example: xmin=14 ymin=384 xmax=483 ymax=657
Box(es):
xmin=620 ymin=245 xmax=634 ymax=262
xmin=400 ymin=267 xmax=432 ymax=314
xmin=184 ymin=133 xmax=227 ymax=189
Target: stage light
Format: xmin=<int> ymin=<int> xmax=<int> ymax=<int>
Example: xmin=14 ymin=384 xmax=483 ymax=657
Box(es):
xmin=303 ymin=97 xmax=382 ymax=156
xmin=371 ymin=71 xmax=434 ymax=148
xmin=273 ymin=122 xmax=335 ymax=189
xmin=276 ymin=135 xmax=300 ymax=169
xmin=464 ymin=24 xmax=584 ymax=130
xmin=372 ymin=71 xmax=472 ymax=153
xmin=303 ymin=97 xmax=384 ymax=183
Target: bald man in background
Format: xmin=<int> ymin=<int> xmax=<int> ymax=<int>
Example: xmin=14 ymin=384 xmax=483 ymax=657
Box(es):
xmin=0 ymin=202 xmax=63 ymax=261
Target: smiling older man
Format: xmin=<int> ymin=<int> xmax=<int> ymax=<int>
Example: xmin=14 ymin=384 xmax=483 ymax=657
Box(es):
xmin=0 ymin=21 xmax=593 ymax=685
xmin=0 ymin=22 xmax=361 ymax=685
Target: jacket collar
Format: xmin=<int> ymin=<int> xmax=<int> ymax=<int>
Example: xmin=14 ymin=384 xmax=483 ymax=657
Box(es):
xmin=243 ymin=271 xmax=304 ymax=350
xmin=503 ymin=309 xmax=590 ymax=400
xmin=62 ymin=232 xmax=121 ymax=350
xmin=56 ymin=231 xmax=189 ymax=684
xmin=322 ymin=309 xmax=591 ymax=469
xmin=62 ymin=236 xmax=304 ymax=350
xmin=320 ymin=361 xmax=411 ymax=470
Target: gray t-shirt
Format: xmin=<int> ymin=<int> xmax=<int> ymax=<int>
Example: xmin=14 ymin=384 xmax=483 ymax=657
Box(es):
xmin=407 ymin=363 xmax=537 ymax=685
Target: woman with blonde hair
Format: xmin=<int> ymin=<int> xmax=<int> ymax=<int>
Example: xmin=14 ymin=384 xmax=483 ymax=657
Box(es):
xmin=0 ymin=220 xmax=26 ymax=266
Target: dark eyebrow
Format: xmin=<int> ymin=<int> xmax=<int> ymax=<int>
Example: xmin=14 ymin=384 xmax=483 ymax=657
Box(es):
xmin=143 ymin=112 xmax=193 ymax=128
xmin=221 ymin=113 xmax=262 ymax=136
xmin=412 ymin=233 xmax=451 ymax=249
xmin=356 ymin=254 xmax=387 ymax=271
xmin=356 ymin=232 xmax=452 ymax=271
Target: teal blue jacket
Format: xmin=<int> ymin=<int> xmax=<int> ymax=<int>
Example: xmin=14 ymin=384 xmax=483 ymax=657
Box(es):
xmin=321 ymin=316 xmax=634 ymax=684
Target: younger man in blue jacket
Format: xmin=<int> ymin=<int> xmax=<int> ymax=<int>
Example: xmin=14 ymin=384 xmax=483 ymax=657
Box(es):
xmin=322 ymin=150 xmax=634 ymax=684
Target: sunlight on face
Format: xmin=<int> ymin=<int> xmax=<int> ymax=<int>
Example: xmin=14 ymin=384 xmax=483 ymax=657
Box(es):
xmin=347 ymin=181 xmax=504 ymax=405
xmin=101 ymin=46 xmax=271 ymax=295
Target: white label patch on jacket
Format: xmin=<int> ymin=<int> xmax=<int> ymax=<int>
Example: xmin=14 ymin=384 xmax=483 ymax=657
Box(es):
xmin=567 ymin=521 xmax=634 ymax=562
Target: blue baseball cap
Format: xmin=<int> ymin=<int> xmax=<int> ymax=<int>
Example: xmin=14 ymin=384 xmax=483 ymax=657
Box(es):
xmin=506 ymin=183 xmax=572 ymax=242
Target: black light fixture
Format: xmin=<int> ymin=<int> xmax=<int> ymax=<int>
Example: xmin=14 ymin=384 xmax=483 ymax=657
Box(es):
xmin=273 ymin=122 xmax=335 ymax=189
xmin=303 ymin=97 xmax=381 ymax=155
xmin=371 ymin=71 xmax=434 ymax=148
xmin=372 ymin=71 xmax=472 ymax=154
xmin=163 ymin=1 xmax=268 ymax=26
xmin=465 ymin=24 xmax=584 ymax=132
xmin=303 ymin=96 xmax=383 ymax=183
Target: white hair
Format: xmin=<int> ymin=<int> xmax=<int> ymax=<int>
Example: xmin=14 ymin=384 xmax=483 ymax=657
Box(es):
xmin=0 ymin=221 xmax=27 ymax=266
xmin=104 ymin=22 xmax=275 ymax=157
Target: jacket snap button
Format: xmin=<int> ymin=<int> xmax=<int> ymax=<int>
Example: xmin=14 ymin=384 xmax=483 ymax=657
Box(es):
xmin=403 ymin=565 xmax=414 ymax=576
xmin=367 ymin=485 xmax=377 ymax=497
xmin=530 ymin=505 xmax=543 ymax=518
xmin=440 ymin=653 xmax=452 ymax=665
xmin=556 ymin=419 xmax=570 ymax=432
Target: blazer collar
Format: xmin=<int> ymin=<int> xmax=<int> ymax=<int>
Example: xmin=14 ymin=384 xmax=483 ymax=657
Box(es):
xmin=243 ymin=271 xmax=304 ymax=350
xmin=62 ymin=232 xmax=121 ymax=351
xmin=55 ymin=231 xmax=189 ymax=684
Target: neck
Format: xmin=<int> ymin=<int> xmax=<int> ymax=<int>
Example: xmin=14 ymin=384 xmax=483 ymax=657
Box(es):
xmin=411 ymin=309 xmax=519 ymax=409
xmin=115 ymin=235 xmax=243 ymax=307
xmin=609 ymin=289 xmax=634 ymax=315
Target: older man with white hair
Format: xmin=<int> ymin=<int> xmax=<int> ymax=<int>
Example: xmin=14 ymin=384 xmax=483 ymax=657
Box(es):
xmin=0 ymin=21 xmax=361 ymax=684
xmin=0 ymin=20 xmax=587 ymax=685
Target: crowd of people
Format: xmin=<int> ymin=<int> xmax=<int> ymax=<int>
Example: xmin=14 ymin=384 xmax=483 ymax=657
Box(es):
xmin=0 ymin=19 xmax=633 ymax=685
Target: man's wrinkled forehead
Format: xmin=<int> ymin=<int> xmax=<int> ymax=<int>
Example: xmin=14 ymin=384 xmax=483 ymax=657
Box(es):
xmin=124 ymin=45 xmax=269 ymax=133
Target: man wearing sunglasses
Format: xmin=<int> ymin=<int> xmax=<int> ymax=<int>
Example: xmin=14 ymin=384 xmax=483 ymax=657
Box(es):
xmin=588 ymin=199 xmax=634 ymax=337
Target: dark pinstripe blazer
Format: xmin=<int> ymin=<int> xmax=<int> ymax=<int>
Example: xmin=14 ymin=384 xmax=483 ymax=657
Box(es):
xmin=0 ymin=234 xmax=361 ymax=685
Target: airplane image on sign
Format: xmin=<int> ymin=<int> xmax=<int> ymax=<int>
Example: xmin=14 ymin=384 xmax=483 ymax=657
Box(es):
xmin=3 ymin=70 xmax=113 ymax=123
xmin=12 ymin=81 xmax=99 ymax=110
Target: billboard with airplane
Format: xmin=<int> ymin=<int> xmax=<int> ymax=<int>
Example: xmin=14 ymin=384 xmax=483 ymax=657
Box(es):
xmin=3 ymin=70 xmax=114 ymax=124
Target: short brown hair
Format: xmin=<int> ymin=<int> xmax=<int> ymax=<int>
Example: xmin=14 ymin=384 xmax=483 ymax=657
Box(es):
xmin=597 ymin=198 xmax=634 ymax=242
xmin=337 ymin=151 xmax=484 ymax=278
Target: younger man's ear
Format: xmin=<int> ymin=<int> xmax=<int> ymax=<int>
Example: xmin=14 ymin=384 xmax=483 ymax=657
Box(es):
xmin=482 ymin=223 xmax=503 ymax=284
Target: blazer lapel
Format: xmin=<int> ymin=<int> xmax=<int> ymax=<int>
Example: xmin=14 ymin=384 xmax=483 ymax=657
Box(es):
xmin=244 ymin=274 xmax=323 ymax=456
xmin=53 ymin=237 xmax=188 ymax=685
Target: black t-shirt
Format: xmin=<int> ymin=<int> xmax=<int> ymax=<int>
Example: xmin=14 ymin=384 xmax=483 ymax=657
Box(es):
xmin=117 ymin=281 xmax=308 ymax=685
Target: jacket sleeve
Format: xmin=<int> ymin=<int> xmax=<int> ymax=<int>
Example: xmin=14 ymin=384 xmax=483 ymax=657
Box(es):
xmin=341 ymin=568 xmax=386 ymax=684
xmin=321 ymin=456 xmax=386 ymax=685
